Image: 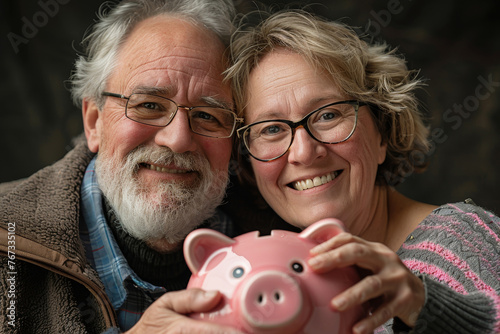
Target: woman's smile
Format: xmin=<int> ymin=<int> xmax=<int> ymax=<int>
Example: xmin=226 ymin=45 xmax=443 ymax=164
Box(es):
xmin=289 ymin=170 xmax=342 ymax=191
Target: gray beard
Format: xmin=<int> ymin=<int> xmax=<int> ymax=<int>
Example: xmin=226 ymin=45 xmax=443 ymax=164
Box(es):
xmin=95 ymin=145 xmax=229 ymax=245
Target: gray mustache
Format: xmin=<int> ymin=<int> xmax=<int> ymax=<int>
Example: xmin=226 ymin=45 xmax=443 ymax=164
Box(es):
xmin=127 ymin=145 xmax=208 ymax=172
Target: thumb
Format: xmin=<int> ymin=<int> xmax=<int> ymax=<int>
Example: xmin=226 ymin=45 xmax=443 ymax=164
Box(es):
xmin=157 ymin=288 xmax=222 ymax=314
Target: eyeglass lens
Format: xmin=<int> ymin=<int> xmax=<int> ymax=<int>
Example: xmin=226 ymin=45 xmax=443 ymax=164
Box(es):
xmin=243 ymin=102 xmax=358 ymax=161
xmin=126 ymin=93 xmax=237 ymax=138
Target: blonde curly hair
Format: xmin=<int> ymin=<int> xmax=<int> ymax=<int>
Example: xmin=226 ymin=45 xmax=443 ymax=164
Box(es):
xmin=225 ymin=9 xmax=430 ymax=186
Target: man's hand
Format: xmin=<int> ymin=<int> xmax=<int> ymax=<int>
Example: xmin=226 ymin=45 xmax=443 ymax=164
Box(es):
xmin=125 ymin=288 xmax=244 ymax=334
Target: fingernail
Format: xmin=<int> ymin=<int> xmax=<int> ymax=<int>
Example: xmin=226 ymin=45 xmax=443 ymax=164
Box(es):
xmin=203 ymin=290 xmax=218 ymax=299
xmin=308 ymin=257 xmax=320 ymax=269
xmin=353 ymin=322 xmax=367 ymax=334
xmin=310 ymin=245 xmax=321 ymax=254
xmin=331 ymin=296 xmax=346 ymax=311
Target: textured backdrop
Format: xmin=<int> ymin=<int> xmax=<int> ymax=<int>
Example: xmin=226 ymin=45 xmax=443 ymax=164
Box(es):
xmin=1 ymin=0 xmax=499 ymax=213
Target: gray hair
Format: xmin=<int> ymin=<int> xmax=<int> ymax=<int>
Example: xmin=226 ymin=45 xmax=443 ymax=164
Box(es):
xmin=70 ymin=0 xmax=236 ymax=108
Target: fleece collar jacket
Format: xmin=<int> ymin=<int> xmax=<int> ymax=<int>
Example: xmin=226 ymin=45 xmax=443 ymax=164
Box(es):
xmin=0 ymin=140 xmax=116 ymax=333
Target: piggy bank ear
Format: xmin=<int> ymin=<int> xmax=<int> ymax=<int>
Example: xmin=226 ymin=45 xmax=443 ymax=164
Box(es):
xmin=298 ymin=218 xmax=346 ymax=244
xmin=183 ymin=229 xmax=235 ymax=274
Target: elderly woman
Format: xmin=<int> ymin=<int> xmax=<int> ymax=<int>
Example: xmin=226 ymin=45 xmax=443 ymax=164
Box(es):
xmin=225 ymin=10 xmax=500 ymax=334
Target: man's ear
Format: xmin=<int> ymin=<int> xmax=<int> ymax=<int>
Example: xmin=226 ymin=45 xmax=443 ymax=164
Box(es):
xmin=82 ymin=98 xmax=101 ymax=153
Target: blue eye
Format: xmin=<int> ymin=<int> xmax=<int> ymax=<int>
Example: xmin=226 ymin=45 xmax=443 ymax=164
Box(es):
xmin=262 ymin=124 xmax=282 ymax=135
xmin=320 ymin=111 xmax=336 ymax=120
xmin=232 ymin=267 xmax=244 ymax=278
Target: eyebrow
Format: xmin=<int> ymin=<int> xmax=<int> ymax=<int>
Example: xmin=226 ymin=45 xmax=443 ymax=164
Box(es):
xmin=131 ymin=85 xmax=232 ymax=110
xmin=132 ymin=86 xmax=174 ymax=96
xmin=308 ymin=95 xmax=347 ymax=106
xmin=250 ymin=95 xmax=347 ymax=123
xmin=202 ymin=96 xmax=233 ymax=110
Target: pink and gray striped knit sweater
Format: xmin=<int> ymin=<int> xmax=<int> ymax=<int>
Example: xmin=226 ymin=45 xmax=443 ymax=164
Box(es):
xmin=377 ymin=200 xmax=500 ymax=333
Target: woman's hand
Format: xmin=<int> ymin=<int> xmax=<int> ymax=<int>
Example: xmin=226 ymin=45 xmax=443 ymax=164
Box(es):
xmin=308 ymin=232 xmax=425 ymax=334
xmin=125 ymin=288 xmax=244 ymax=334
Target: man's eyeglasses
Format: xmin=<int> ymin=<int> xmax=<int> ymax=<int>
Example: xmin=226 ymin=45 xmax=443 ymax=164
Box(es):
xmin=237 ymin=100 xmax=366 ymax=162
xmin=102 ymin=92 xmax=242 ymax=138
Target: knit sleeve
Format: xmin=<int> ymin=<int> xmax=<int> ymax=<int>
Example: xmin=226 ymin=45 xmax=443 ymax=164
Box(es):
xmin=413 ymin=275 xmax=496 ymax=333
xmin=396 ymin=202 xmax=500 ymax=334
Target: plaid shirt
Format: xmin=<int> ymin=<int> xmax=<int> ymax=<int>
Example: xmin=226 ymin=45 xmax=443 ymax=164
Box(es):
xmin=79 ymin=158 xmax=233 ymax=331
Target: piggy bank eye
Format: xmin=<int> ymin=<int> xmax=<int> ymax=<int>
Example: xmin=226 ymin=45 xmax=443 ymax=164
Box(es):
xmin=291 ymin=262 xmax=304 ymax=273
xmin=232 ymin=267 xmax=244 ymax=278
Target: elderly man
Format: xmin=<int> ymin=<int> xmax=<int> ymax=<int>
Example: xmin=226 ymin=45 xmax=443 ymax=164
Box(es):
xmin=0 ymin=0 xmax=244 ymax=333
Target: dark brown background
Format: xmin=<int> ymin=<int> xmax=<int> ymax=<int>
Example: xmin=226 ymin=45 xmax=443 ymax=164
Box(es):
xmin=1 ymin=0 xmax=499 ymax=214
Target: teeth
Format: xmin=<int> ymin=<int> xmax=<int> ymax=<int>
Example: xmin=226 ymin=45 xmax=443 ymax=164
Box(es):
xmin=292 ymin=171 xmax=338 ymax=191
xmin=145 ymin=163 xmax=188 ymax=174
xmin=313 ymin=176 xmax=322 ymax=187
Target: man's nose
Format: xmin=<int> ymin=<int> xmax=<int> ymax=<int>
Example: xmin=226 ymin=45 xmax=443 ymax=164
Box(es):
xmin=287 ymin=126 xmax=327 ymax=166
xmin=154 ymin=108 xmax=197 ymax=153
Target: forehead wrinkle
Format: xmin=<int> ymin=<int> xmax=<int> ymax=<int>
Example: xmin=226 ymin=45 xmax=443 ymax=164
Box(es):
xmin=134 ymin=44 xmax=224 ymax=73
xmin=121 ymin=55 xmax=203 ymax=82
xmin=121 ymin=60 xmax=226 ymax=100
xmin=114 ymin=17 xmax=230 ymax=106
xmin=248 ymin=63 xmax=347 ymax=123
xmin=132 ymin=44 xmax=220 ymax=70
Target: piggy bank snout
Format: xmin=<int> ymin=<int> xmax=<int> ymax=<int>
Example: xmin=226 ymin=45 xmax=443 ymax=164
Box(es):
xmin=238 ymin=270 xmax=311 ymax=333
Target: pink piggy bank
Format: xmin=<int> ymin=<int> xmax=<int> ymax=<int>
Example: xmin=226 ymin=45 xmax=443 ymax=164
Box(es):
xmin=184 ymin=218 xmax=368 ymax=334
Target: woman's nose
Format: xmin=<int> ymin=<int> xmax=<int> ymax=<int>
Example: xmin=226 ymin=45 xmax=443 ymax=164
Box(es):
xmin=154 ymin=110 xmax=197 ymax=153
xmin=287 ymin=127 xmax=327 ymax=166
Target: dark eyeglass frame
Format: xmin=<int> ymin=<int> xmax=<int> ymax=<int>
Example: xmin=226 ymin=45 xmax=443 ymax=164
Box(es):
xmin=102 ymin=92 xmax=243 ymax=138
xmin=237 ymin=100 xmax=367 ymax=162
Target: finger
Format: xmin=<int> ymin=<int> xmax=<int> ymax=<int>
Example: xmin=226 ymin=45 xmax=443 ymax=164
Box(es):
xmin=129 ymin=289 xmax=245 ymax=334
xmin=330 ymin=259 xmax=415 ymax=310
xmin=309 ymin=241 xmax=391 ymax=273
xmin=331 ymin=274 xmax=383 ymax=311
xmin=352 ymin=301 xmax=395 ymax=334
xmin=309 ymin=231 xmax=357 ymax=255
xmin=387 ymin=275 xmax=424 ymax=327
xmin=308 ymin=235 xmax=363 ymax=272
xmin=334 ymin=273 xmax=424 ymax=333
xmin=135 ymin=311 xmax=245 ymax=334
xmin=158 ymin=290 xmax=245 ymax=334
xmin=157 ymin=288 xmax=222 ymax=314
xmin=166 ymin=317 xmax=245 ymax=334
